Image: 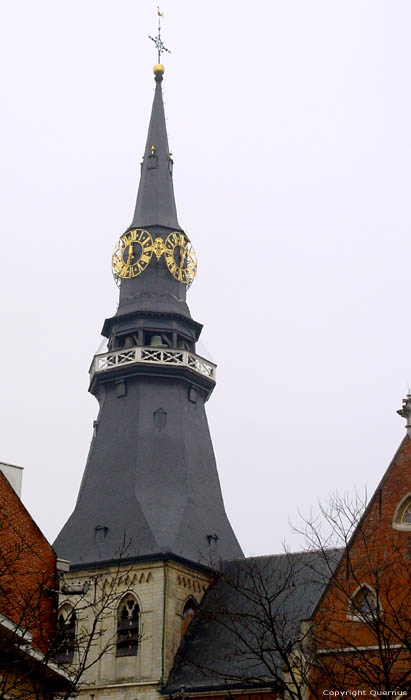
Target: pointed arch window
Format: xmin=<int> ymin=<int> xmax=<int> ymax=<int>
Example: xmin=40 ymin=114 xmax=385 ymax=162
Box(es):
xmin=347 ymin=584 xmax=379 ymax=622
xmin=393 ymin=493 xmax=411 ymax=531
xmin=56 ymin=604 xmax=76 ymax=664
xmin=181 ymin=597 xmax=197 ymax=636
xmin=116 ymin=595 xmax=140 ymax=657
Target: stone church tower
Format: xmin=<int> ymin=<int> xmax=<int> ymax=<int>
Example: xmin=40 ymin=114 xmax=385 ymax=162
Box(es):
xmin=54 ymin=62 xmax=243 ymax=699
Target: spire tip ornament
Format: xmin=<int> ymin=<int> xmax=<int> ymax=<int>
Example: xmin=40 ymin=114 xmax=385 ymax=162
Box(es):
xmin=149 ymin=7 xmax=170 ymax=68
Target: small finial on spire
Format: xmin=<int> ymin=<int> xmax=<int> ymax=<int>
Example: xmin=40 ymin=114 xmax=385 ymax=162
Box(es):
xmin=153 ymin=63 xmax=165 ymax=78
xmin=397 ymin=392 xmax=411 ymax=437
xmin=149 ymin=6 xmax=170 ymax=73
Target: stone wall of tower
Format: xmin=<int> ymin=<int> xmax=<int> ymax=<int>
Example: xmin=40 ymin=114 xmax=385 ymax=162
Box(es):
xmin=163 ymin=561 xmax=211 ymax=679
xmin=58 ymin=559 xmax=210 ymax=699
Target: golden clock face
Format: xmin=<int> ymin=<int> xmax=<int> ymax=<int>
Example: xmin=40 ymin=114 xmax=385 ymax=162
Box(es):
xmin=164 ymin=232 xmax=197 ymax=286
xmin=112 ymin=228 xmax=153 ymax=285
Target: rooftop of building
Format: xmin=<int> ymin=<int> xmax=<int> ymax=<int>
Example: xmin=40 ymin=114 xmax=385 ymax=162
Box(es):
xmin=165 ymin=548 xmax=343 ymax=692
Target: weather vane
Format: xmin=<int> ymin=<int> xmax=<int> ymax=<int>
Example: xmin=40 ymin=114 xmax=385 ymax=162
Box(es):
xmin=149 ymin=7 xmax=171 ymax=64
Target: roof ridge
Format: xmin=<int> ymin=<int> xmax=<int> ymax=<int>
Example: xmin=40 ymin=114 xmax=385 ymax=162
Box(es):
xmin=226 ymin=546 xmax=343 ymax=564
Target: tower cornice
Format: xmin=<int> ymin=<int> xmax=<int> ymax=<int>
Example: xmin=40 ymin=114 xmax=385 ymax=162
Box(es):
xmin=68 ymin=551 xmax=215 ymax=575
xmin=102 ymin=310 xmax=203 ymax=340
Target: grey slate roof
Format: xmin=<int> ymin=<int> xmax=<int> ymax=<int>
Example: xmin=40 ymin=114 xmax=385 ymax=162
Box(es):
xmin=53 ymin=376 xmax=244 ymax=567
xmin=53 ymin=69 xmax=244 ymax=569
xmin=130 ymin=71 xmax=181 ymax=231
xmin=165 ymin=549 xmax=342 ymax=692
xmin=114 ymin=69 xmax=191 ymax=320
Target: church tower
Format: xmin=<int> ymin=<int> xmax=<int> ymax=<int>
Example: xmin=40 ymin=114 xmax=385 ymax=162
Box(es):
xmin=54 ymin=57 xmax=243 ymax=697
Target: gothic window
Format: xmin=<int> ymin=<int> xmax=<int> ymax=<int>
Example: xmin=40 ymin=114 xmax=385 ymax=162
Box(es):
xmin=116 ymin=595 xmax=140 ymax=657
xmin=393 ymin=493 xmax=411 ymax=531
xmin=347 ymin=584 xmax=379 ymax=621
xmin=56 ymin=604 xmax=76 ymax=664
xmin=403 ymin=504 xmax=411 ymax=523
xmin=181 ymin=597 xmax=197 ymax=636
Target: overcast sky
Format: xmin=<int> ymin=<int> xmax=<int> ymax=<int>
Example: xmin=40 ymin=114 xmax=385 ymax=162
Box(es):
xmin=1 ymin=1 xmax=411 ymax=557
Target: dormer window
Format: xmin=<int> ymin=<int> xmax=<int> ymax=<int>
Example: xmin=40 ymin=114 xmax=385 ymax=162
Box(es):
xmin=148 ymin=145 xmax=158 ymax=169
xmin=393 ymin=493 xmax=411 ymax=531
xmin=95 ymin=525 xmax=108 ymax=543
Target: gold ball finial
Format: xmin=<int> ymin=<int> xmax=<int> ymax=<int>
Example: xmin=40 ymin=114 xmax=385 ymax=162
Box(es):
xmin=153 ymin=63 xmax=165 ymax=76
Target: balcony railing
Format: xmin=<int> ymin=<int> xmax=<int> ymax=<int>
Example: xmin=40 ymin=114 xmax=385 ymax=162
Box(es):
xmin=90 ymin=346 xmax=216 ymax=382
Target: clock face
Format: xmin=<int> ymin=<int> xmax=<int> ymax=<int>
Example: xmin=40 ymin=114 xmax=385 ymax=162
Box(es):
xmin=112 ymin=228 xmax=153 ymax=285
xmin=164 ymin=232 xmax=197 ymax=286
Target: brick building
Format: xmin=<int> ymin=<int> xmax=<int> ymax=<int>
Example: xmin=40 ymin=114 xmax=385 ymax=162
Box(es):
xmin=308 ymin=413 xmax=411 ymax=696
xmin=0 ymin=464 xmax=70 ymax=699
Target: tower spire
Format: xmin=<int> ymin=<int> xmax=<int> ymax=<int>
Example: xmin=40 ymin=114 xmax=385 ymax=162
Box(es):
xmin=130 ymin=65 xmax=181 ymax=231
xmin=53 ymin=23 xmax=243 ymax=570
xmin=130 ymin=12 xmax=179 ymax=231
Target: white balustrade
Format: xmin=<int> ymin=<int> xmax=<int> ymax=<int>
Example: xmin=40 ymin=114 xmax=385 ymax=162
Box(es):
xmin=90 ymin=346 xmax=216 ymax=382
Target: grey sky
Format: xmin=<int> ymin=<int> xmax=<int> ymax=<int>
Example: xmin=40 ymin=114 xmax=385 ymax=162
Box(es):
xmin=1 ymin=1 xmax=410 ymax=556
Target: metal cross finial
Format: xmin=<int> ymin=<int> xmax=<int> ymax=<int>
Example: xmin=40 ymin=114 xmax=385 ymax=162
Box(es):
xmin=149 ymin=7 xmax=171 ymax=64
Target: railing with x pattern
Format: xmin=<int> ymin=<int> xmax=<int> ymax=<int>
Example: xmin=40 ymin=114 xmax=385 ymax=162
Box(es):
xmin=90 ymin=346 xmax=216 ymax=381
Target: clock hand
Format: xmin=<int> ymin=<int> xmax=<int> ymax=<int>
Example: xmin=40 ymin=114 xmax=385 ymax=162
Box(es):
xmin=179 ymin=245 xmax=187 ymax=269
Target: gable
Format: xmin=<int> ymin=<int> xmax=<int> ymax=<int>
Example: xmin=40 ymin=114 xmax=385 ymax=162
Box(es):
xmin=310 ymin=434 xmax=411 ymax=691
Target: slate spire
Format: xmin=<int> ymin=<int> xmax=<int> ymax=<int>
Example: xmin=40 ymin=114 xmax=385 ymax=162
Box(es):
xmin=130 ymin=65 xmax=181 ymax=231
xmin=53 ymin=63 xmax=244 ymax=569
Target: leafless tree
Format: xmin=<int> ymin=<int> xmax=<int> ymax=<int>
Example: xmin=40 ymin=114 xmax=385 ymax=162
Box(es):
xmin=168 ymin=547 xmax=338 ymax=700
xmin=300 ymin=493 xmax=411 ymax=697
xmin=168 ymin=493 xmax=410 ymax=699
xmin=0 ymin=505 xmax=138 ymax=700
